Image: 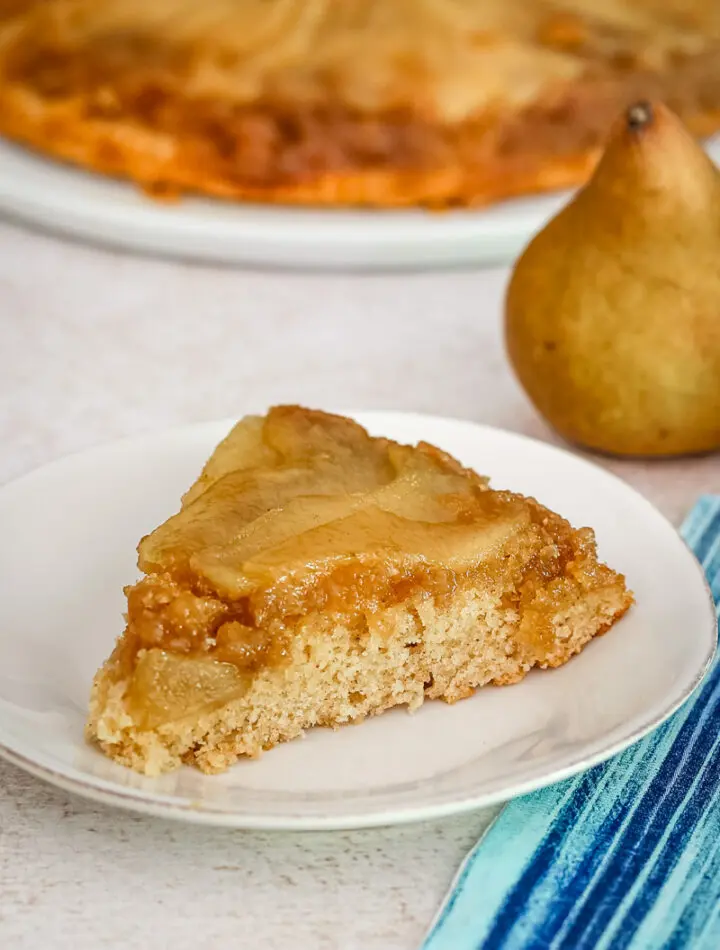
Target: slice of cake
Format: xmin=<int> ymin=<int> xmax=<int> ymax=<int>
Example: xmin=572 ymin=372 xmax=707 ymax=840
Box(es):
xmin=87 ymin=406 xmax=632 ymax=775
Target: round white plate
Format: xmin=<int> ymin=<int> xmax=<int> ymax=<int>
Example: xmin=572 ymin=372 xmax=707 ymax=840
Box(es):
xmin=0 ymin=412 xmax=715 ymax=829
xmin=2 ymin=138 xmax=719 ymax=269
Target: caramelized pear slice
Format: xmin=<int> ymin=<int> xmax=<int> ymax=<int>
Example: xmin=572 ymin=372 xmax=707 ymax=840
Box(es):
xmin=194 ymin=498 xmax=531 ymax=598
xmin=139 ymin=406 xmax=495 ymax=586
xmin=139 ymin=462 xmax=379 ymax=575
xmin=262 ymin=405 xmax=393 ymax=475
xmin=139 ymin=408 xmax=407 ymax=576
xmin=182 ymin=415 xmax=278 ymax=507
xmin=188 ymin=461 xmax=489 ymax=597
xmin=125 ymin=650 xmax=249 ymax=729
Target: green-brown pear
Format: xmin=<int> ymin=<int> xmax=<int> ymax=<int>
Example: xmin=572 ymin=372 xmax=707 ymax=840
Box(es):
xmin=505 ymin=101 xmax=720 ymax=457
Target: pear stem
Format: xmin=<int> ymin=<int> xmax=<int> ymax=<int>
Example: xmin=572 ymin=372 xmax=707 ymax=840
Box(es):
xmin=627 ymin=101 xmax=654 ymax=131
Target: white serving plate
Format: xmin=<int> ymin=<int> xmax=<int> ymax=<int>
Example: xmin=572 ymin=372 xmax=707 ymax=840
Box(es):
xmin=0 ymin=411 xmax=714 ymax=829
xmin=1 ymin=139 xmax=719 ymax=269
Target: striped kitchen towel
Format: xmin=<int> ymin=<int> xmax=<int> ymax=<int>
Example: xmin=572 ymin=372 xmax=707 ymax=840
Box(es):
xmin=423 ymin=495 xmax=720 ymax=950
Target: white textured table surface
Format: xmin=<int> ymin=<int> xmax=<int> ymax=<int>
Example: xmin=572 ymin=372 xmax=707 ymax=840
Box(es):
xmin=1 ymin=221 xmax=718 ymax=950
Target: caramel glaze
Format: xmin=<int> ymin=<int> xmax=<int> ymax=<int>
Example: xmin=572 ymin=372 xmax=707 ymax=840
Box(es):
xmin=5 ymin=28 xmax=720 ymax=192
xmin=114 ymin=497 xmax=623 ymax=684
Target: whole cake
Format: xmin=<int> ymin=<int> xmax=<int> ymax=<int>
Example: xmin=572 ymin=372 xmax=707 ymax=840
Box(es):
xmin=87 ymin=407 xmax=633 ymax=775
xmin=0 ymin=1 xmax=718 ymax=207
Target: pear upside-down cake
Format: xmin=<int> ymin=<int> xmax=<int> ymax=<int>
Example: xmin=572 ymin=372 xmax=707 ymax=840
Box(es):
xmin=0 ymin=1 xmax=719 ymax=207
xmin=86 ymin=407 xmax=633 ymax=775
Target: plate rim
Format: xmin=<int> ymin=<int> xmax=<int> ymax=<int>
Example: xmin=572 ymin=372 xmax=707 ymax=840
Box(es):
xmin=1 ymin=137 xmax=718 ymax=270
xmin=0 ymin=410 xmax=716 ymax=830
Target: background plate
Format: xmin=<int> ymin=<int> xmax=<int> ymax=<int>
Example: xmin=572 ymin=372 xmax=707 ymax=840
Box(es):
xmin=1 ymin=138 xmax=719 ymax=270
xmin=0 ymin=412 xmax=715 ymax=829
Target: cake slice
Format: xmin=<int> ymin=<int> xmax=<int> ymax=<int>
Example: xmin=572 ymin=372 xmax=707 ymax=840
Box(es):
xmin=87 ymin=407 xmax=632 ymax=775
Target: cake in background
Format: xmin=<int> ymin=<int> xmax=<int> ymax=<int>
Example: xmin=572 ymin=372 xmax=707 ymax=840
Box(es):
xmin=0 ymin=0 xmax=718 ymax=208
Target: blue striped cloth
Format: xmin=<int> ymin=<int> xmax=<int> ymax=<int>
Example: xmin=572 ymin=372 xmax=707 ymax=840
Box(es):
xmin=423 ymin=496 xmax=720 ymax=950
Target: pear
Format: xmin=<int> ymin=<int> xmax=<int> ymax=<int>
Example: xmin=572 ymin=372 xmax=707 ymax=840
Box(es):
xmin=505 ymin=101 xmax=720 ymax=457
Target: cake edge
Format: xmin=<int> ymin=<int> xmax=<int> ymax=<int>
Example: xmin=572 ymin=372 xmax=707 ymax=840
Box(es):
xmin=2 ymin=76 xmax=719 ymax=208
xmin=86 ymin=579 xmax=633 ymax=776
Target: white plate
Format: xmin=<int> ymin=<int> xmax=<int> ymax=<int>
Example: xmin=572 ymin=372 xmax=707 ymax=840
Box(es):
xmin=0 ymin=412 xmax=715 ymax=829
xmin=2 ymin=138 xmax=720 ymax=269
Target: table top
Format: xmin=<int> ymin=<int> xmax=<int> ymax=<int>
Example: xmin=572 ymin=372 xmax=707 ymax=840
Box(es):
xmin=1 ymin=220 xmax=717 ymax=950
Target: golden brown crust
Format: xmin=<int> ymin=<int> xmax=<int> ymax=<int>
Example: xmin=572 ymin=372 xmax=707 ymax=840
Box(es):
xmin=4 ymin=77 xmax=719 ymax=208
xmin=1 ymin=1 xmax=720 ymax=206
xmin=0 ymin=81 xmax=600 ymax=207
